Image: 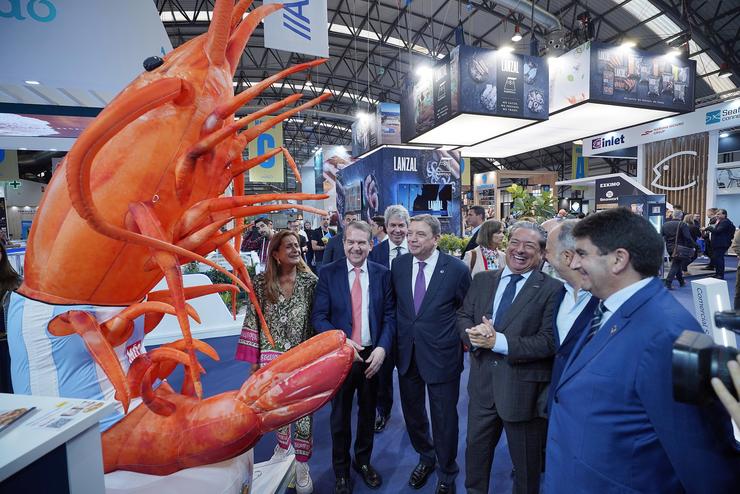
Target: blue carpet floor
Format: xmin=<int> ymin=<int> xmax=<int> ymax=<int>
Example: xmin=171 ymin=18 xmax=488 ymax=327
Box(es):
xmin=163 ymin=256 xmax=738 ymax=493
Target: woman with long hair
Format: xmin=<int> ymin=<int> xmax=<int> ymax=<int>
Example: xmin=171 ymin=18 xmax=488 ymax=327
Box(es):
xmin=463 ymin=219 xmax=506 ymax=276
xmin=235 ymin=229 xmax=317 ymax=494
xmin=0 ymin=243 xmax=22 ymax=393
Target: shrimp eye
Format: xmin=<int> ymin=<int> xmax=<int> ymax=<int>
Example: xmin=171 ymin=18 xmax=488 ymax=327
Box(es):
xmin=143 ymin=56 xmax=165 ymax=72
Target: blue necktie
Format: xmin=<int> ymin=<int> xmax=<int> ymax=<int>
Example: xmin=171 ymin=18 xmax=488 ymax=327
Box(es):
xmin=494 ymin=274 xmax=523 ymax=327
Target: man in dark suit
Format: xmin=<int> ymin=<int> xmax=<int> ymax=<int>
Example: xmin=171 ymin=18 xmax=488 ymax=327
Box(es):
xmin=706 ymin=208 xmax=735 ymax=279
xmin=461 ymin=205 xmax=485 ymax=258
xmin=369 ymin=205 xmax=410 ymax=432
xmin=545 ymin=208 xmax=739 ymax=493
xmin=392 ymin=214 xmax=470 ymax=494
xmin=542 ymin=220 xmax=598 ymax=409
xmin=458 ymin=221 xmax=561 ymax=494
xmin=312 ymin=220 xmax=395 ymax=494
xmin=322 ymin=211 xmax=358 ymax=266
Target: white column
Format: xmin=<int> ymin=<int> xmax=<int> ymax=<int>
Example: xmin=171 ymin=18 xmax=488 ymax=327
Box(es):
xmin=706 ymin=129 xmax=719 ymax=215
xmin=636 ymin=144 xmax=646 ymax=186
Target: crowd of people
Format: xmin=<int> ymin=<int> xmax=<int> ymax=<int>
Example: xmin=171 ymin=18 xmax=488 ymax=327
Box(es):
xmin=236 ymin=205 xmax=740 ymax=494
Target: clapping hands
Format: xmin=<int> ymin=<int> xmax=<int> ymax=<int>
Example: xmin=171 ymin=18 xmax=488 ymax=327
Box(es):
xmin=466 ymin=316 xmax=497 ymax=349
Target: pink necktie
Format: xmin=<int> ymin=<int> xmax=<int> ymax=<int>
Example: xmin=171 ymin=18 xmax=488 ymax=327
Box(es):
xmin=351 ymin=267 xmax=363 ymax=344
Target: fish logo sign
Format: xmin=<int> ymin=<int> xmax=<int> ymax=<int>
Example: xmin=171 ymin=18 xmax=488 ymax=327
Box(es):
xmin=651 ymin=151 xmax=698 ymax=191
xmin=705 ymin=110 xmax=721 ymax=125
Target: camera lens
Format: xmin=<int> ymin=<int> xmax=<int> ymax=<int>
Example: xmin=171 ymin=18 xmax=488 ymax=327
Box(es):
xmin=672 ymin=330 xmax=739 ymax=405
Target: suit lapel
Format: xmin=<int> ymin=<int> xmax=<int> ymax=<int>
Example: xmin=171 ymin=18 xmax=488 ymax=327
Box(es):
xmin=415 ymin=252 xmax=449 ymax=320
xmin=556 ymin=279 xmax=661 ymax=391
xmin=552 ymin=287 xmax=567 ymax=347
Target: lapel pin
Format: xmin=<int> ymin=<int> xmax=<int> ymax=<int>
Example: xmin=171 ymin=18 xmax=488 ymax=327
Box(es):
xmin=610 ymin=325 xmax=618 ymax=335
xmin=440 ymin=270 xmax=445 ymax=274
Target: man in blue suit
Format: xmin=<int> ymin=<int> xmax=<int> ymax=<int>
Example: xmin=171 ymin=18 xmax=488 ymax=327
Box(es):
xmin=706 ymin=208 xmax=735 ymax=279
xmin=545 ymin=208 xmax=739 ymax=493
xmin=542 ymin=220 xmax=599 ymax=407
xmin=369 ymin=205 xmax=411 ymax=432
xmin=392 ymin=214 xmax=471 ymax=494
xmin=312 ymin=220 xmax=395 ymax=494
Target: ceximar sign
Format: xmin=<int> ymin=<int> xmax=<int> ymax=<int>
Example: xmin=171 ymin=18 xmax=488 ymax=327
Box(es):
xmin=595 ymin=177 xmax=641 ymax=208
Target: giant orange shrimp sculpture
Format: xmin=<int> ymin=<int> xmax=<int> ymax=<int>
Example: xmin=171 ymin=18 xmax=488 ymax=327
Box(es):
xmin=14 ymin=0 xmax=355 ymax=475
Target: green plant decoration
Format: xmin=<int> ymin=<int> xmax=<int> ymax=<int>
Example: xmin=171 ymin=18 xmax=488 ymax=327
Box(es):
xmin=506 ymin=183 xmax=556 ymax=223
xmin=438 ymin=234 xmax=468 ymax=255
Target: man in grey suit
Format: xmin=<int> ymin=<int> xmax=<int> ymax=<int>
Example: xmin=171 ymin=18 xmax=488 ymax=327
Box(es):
xmin=458 ymin=221 xmax=561 ymax=494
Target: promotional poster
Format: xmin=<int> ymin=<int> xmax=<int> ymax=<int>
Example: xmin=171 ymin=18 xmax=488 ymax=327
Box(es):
xmin=336 ymin=147 xmax=463 ymax=235
xmin=455 ymin=45 xmax=549 ymax=120
xmin=590 ymin=42 xmax=696 ymax=113
xmin=351 ymin=103 xmax=401 ymax=157
xmin=401 ymin=45 xmax=548 ymax=142
xmin=595 ymin=177 xmax=643 ymax=209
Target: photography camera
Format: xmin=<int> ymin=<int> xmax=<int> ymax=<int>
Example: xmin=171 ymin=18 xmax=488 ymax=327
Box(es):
xmin=673 ymin=311 xmax=739 ymax=405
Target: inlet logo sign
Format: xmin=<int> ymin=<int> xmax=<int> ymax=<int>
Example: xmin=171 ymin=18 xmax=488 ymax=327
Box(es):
xmin=591 ymin=134 xmax=625 ymax=150
xmin=264 ymin=0 xmax=328 ymax=58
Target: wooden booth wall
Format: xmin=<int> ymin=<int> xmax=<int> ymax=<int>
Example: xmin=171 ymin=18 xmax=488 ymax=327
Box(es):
xmin=644 ymin=132 xmax=709 ymax=222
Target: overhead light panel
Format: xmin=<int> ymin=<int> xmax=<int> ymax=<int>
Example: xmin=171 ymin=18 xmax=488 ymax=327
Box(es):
xmin=720 ymin=132 xmax=729 ymax=138
xmin=415 ymin=65 xmax=433 ymax=79
xmin=24 ymin=80 xmax=40 ymax=85
xmin=511 ymin=25 xmax=522 ymax=42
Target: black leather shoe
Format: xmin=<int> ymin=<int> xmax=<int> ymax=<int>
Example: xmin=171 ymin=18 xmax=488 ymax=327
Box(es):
xmin=435 ymin=481 xmax=455 ymax=494
xmin=374 ymin=413 xmax=389 ymax=433
xmin=679 ymin=280 xmax=686 ymax=287
xmin=334 ymin=477 xmax=352 ymax=494
xmin=702 ymin=265 xmax=716 ymax=270
xmin=408 ymin=462 xmax=434 ymax=489
xmin=353 ymin=462 xmax=382 ymax=489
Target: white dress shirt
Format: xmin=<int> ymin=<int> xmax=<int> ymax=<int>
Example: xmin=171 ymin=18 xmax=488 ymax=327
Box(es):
xmin=411 ymin=248 xmax=439 ymax=297
xmin=388 ymin=238 xmax=409 ymax=265
xmin=490 ymin=266 xmax=534 ymax=355
xmin=597 ymin=277 xmax=654 ymax=330
xmin=347 ymin=259 xmax=371 ymax=346
xmin=556 ymin=282 xmax=592 ymax=344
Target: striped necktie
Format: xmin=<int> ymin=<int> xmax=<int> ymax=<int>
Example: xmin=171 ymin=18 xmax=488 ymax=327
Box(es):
xmin=584 ymin=301 xmax=608 ymax=344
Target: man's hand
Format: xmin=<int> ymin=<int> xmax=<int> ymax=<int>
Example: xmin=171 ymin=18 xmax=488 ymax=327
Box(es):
xmin=364 ymin=347 xmax=386 ymax=379
xmin=347 ymin=339 xmax=365 ymax=362
xmin=466 ymin=316 xmax=497 ymax=349
xmin=711 ymin=355 xmax=740 ymax=428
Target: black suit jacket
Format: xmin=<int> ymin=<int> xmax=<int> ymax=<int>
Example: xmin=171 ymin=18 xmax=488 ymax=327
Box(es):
xmin=710 ymin=218 xmax=736 ymax=250
xmin=457 ymin=269 xmax=562 ymax=421
xmin=460 ymin=229 xmax=479 ymax=259
xmin=322 ymin=232 xmax=346 ymax=265
xmin=311 ymin=258 xmax=395 ymax=353
xmin=392 ymin=251 xmax=471 ymax=383
xmin=546 ymin=289 xmax=599 ymax=411
xmin=368 ymin=238 xmax=390 ymax=268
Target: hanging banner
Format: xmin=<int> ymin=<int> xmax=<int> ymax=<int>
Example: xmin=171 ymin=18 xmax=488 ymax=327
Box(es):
xmin=247 ymin=120 xmax=284 ymax=183
xmin=263 ymin=0 xmax=329 ymax=58
xmin=571 ymin=143 xmax=588 ymax=179
xmin=590 ymin=42 xmax=695 ymax=113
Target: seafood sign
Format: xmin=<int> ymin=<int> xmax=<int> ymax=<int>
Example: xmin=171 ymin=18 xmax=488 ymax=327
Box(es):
xmin=8 ymin=0 xmax=354 ymax=474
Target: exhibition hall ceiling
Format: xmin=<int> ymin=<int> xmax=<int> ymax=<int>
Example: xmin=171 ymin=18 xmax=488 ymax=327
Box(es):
xmin=2 ymin=0 xmax=738 ymax=174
